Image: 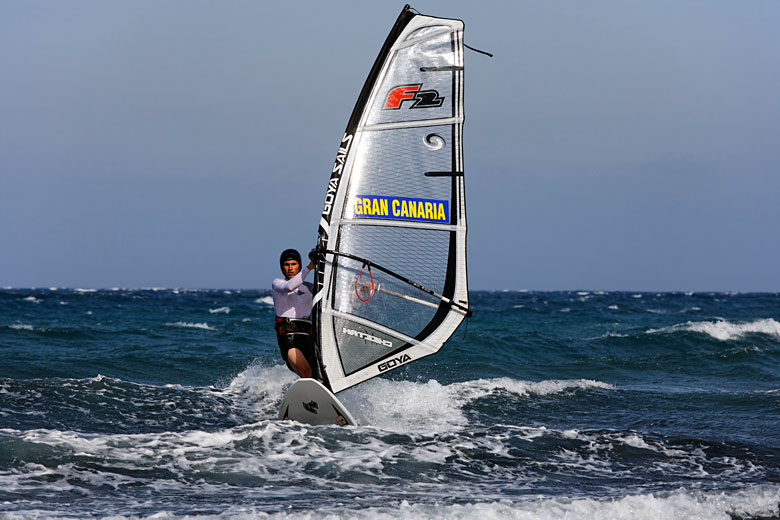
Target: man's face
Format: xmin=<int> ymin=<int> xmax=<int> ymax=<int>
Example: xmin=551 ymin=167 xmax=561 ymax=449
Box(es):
xmin=282 ymin=259 xmax=301 ymax=279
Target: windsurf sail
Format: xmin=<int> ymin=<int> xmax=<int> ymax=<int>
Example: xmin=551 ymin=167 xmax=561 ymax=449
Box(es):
xmin=312 ymin=5 xmax=470 ymax=394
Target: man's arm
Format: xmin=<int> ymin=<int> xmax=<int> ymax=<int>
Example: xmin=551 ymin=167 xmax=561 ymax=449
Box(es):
xmin=272 ymin=266 xmax=311 ymax=292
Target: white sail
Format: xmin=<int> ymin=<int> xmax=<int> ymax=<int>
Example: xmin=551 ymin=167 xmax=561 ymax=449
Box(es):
xmin=312 ymin=6 xmax=469 ymax=394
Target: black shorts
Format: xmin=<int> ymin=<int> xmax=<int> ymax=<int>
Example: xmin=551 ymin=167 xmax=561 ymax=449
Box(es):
xmin=277 ymin=332 xmax=315 ymax=371
xmin=274 ymin=317 xmax=316 ymax=372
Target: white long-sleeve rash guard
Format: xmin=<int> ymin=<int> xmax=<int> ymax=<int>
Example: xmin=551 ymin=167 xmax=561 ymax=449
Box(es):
xmin=272 ymin=267 xmax=313 ymax=319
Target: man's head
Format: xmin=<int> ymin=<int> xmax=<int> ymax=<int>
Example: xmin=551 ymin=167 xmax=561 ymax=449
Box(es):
xmin=279 ymin=249 xmax=302 ymax=279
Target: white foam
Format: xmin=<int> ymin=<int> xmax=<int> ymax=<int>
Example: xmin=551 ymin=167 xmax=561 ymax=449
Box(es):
xmin=223 ymin=363 xmax=297 ymax=418
xmin=588 ymin=331 xmax=629 ymax=339
xmin=608 ymin=305 xmax=619 ymax=310
xmin=209 ymin=307 xmax=231 ymax=314
xmin=650 ymin=318 xmax=780 ymax=341
xmin=255 ymin=296 xmax=274 ymax=305
xmin=9 ymin=324 xmax=34 ymax=331
xmin=280 ymin=487 xmax=780 ymax=520
xmin=165 ymin=322 xmax=215 ymax=331
xmin=341 ymin=378 xmax=468 ymax=433
xmin=75 ymin=288 xmax=97 ymax=293
xmin=45 ymin=485 xmax=776 ymax=520
xmin=458 ymin=377 xmax=614 ymax=399
xmin=22 ymin=296 xmax=42 ymax=304
xmin=340 ymin=377 xmax=614 ymax=434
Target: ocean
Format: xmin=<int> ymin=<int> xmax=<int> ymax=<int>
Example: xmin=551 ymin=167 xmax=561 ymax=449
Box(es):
xmin=1 ymin=288 xmax=779 ymax=519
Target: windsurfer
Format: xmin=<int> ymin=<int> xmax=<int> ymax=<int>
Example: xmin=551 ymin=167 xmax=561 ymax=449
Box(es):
xmin=272 ymin=248 xmax=319 ymax=379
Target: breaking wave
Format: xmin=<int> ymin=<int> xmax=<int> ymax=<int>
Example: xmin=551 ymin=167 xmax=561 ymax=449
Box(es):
xmin=165 ymin=322 xmax=215 ymax=331
xmin=649 ymin=318 xmax=780 ymax=341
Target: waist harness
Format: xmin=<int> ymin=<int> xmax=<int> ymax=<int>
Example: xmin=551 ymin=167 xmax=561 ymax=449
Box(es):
xmin=274 ymin=317 xmax=313 ymax=336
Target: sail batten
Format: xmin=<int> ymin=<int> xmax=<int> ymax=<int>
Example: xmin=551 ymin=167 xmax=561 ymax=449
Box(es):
xmin=335 ymin=219 xmax=462 ymax=232
xmin=361 ymin=117 xmax=463 ymax=132
xmin=313 ymin=6 xmax=468 ymax=394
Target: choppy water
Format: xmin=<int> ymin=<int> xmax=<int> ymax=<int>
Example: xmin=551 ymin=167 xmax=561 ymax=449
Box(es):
xmin=1 ymin=288 xmax=779 ymax=519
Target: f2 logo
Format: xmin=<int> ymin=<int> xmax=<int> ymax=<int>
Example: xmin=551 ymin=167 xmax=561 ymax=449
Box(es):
xmin=384 ymin=84 xmax=444 ymax=110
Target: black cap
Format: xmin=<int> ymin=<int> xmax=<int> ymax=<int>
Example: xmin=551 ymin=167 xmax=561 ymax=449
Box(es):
xmin=279 ymin=249 xmax=302 ymax=272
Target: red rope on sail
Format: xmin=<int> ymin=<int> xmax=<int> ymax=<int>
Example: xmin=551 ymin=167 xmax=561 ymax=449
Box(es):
xmin=354 ymin=262 xmax=375 ymax=302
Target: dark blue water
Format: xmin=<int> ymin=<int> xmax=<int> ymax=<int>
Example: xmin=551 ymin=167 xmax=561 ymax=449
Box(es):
xmin=1 ymin=288 xmax=779 ymax=519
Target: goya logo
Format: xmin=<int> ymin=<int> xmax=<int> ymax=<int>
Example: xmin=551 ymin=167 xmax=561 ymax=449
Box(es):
xmin=378 ymin=354 xmax=412 ymax=373
xmin=384 ymin=84 xmax=444 ymax=109
xmin=351 ymin=195 xmax=449 ymax=223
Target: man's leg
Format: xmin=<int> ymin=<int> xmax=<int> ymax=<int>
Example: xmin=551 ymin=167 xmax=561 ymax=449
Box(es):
xmin=287 ymin=348 xmax=313 ymax=378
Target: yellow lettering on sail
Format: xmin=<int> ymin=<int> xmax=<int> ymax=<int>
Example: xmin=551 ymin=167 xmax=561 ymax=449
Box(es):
xmin=400 ymin=200 xmax=408 ymax=218
xmin=354 ymin=198 xmax=362 ymax=215
xmin=392 ymin=199 xmax=400 ymax=217
xmin=407 ymin=200 xmax=416 ymax=219
xmin=380 ymin=198 xmax=388 ymax=216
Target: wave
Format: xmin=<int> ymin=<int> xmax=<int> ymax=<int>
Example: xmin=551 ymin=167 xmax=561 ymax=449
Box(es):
xmin=223 ymin=363 xmax=297 ymax=418
xmin=165 ymin=322 xmax=215 ymax=331
xmin=208 ymin=307 xmax=231 ymax=314
xmin=649 ymin=318 xmax=780 ymax=341
xmin=1 ymin=366 xmax=773 ymax=520
xmin=2 ymin=324 xmax=90 ymax=338
xmin=8 ymin=323 xmax=34 ymax=331
xmin=255 ymin=296 xmax=274 ymax=306
xmin=219 ymin=365 xmax=615 ymax=435
xmin=218 ymin=487 xmax=779 ymax=520
xmin=225 ymin=368 xmax=594 ymax=433
xmin=337 ymin=377 xmax=614 ymax=433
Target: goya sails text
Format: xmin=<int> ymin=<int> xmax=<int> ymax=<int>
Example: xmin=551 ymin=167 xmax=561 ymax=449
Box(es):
xmin=312 ymin=5 xmax=470 ymax=394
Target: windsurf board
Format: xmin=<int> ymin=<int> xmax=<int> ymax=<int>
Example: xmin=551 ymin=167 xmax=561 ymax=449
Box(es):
xmin=279 ymin=378 xmax=356 ymax=426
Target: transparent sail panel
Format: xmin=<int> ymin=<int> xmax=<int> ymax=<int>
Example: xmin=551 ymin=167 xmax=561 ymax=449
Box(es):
xmin=405 ymin=25 xmax=450 ymax=41
xmin=345 ymin=125 xmax=455 ymax=213
xmin=336 ymin=225 xmax=449 ymax=292
xmin=334 ymin=316 xmax=413 ymax=376
xmin=333 ymin=258 xmax=441 ymax=339
xmin=366 ymin=30 xmax=458 ymax=126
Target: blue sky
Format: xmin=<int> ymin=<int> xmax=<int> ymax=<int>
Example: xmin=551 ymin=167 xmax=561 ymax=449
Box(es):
xmin=2 ymin=1 xmax=779 ymax=291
